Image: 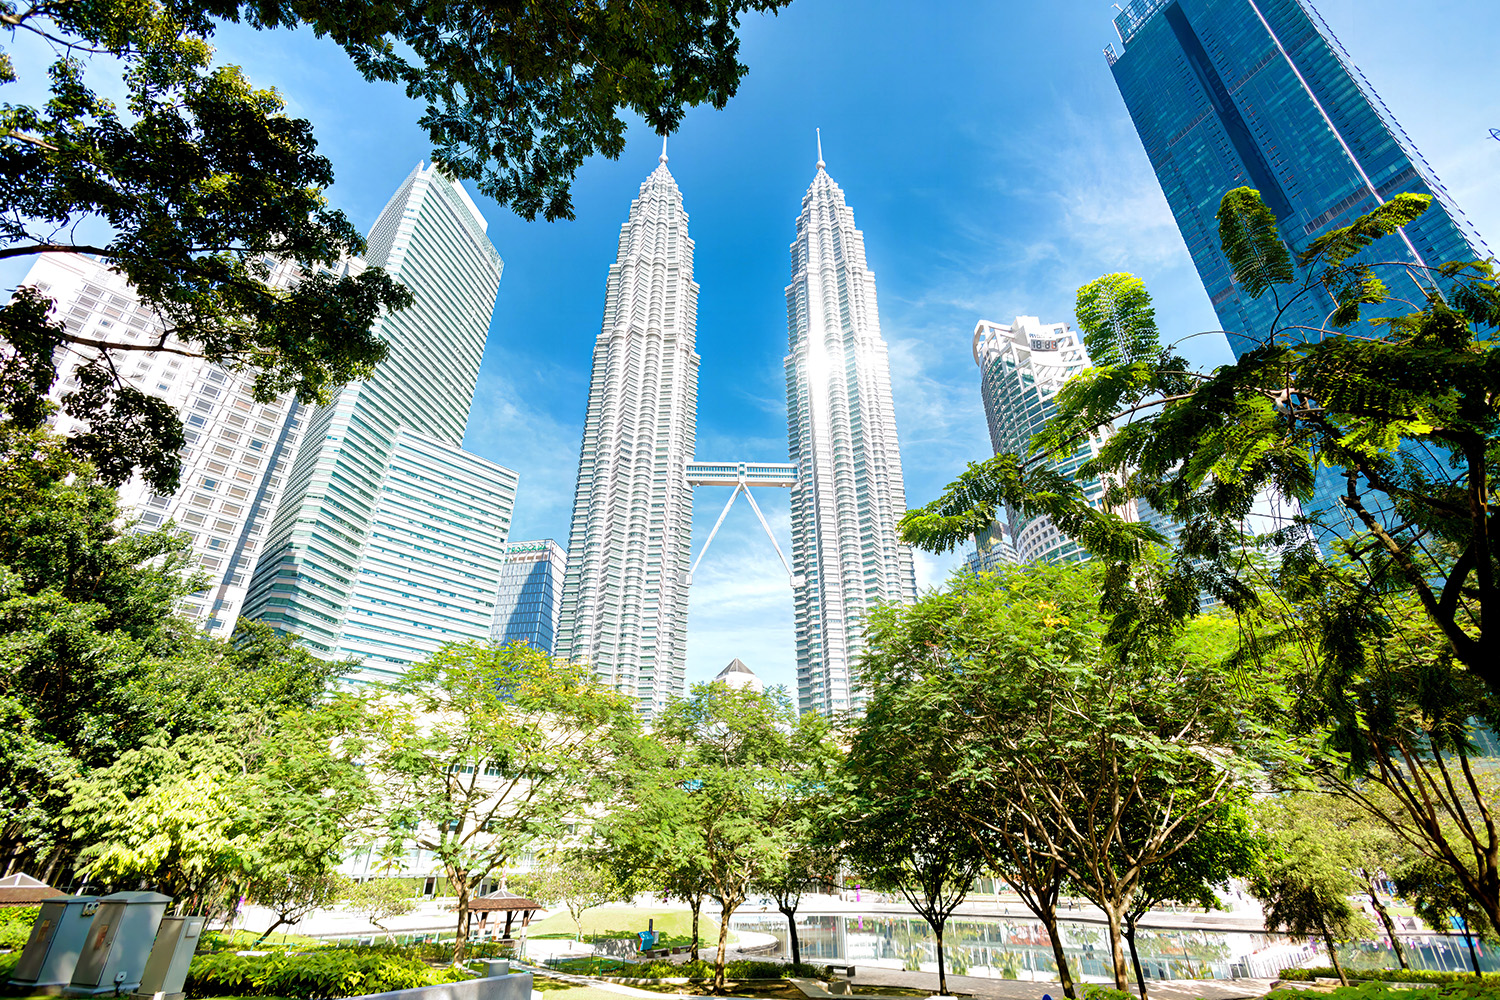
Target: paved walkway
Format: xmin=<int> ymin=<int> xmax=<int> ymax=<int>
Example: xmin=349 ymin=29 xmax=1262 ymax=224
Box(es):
xmin=831 ymin=966 xmax=1281 ymax=1000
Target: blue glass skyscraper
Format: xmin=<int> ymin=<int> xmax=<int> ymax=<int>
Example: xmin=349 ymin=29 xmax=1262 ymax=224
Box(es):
xmin=1107 ymin=0 xmax=1490 ymax=520
xmin=491 ymin=539 xmax=567 ymax=653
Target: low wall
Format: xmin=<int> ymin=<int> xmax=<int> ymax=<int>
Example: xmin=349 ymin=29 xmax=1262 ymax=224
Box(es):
xmin=351 ymin=972 xmax=533 ymax=1000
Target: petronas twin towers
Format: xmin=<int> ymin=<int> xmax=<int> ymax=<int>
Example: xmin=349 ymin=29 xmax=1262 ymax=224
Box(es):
xmin=557 ymin=141 xmax=915 ymax=718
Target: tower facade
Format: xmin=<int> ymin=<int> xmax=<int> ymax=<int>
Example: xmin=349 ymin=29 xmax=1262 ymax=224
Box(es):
xmin=244 ymin=163 xmax=507 ymax=658
xmin=27 ymin=252 xmax=320 ymax=637
xmin=784 ymin=150 xmax=916 ymax=717
xmin=1106 ymin=0 xmax=1490 ymax=519
xmin=556 ymin=152 xmax=699 ymax=719
xmin=973 ymin=317 xmax=1112 ymax=566
xmin=1108 ymin=0 xmax=1486 ymax=356
xmin=491 ymin=539 xmax=568 ymax=653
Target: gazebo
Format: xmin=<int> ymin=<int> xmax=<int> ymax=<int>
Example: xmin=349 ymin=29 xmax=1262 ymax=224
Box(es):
xmin=468 ymin=890 xmax=542 ymax=943
xmin=0 ymin=874 xmax=59 ymax=907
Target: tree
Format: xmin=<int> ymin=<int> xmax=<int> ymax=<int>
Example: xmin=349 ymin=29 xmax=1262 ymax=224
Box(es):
xmin=516 ymin=851 xmax=626 ymax=942
xmin=1120 ymin=805 xmax=1263 ymax=999
xmin=350 ymin=640 xmax=635 ymax=961
xmin=754 ymin=810 xmax=841 ymax=969
xmin=616 ymin=684 xmax=835 ymax=992
xmin=1250 ymin=797 xmax=1374 ymax=987
xmin=1394 ymin=857 xmax=1498 ymax=977
xmin=840 ymin=801 xmax=984 ymax=997
xmin=344 ymin=879 xmax=418 ymax=943
xmin=851 ymin=563 xmax=1284 ymax=993
xmin=1246 ymin=583 xmax=1500 ymax=940
xmin=597 ymin=728 xmax=715 ymax=962
xmin=245 ymin=870 xmax=350 ymax=946
xmin=898 ymin=190 xmax=1500 ymax=699
xmin=5 ymin=0 xmax=790 ymax=489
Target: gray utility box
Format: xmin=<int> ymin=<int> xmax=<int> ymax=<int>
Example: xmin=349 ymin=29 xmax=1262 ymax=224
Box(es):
xmin=9 ymin=896 xmax=101 ymax=990
xmin=67 ymin=891 xmax=171 ymax=996
xmin=130 ymin=914 xmax=205 ymax=1000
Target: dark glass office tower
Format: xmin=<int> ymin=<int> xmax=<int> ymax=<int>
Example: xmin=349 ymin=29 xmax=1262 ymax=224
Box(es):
xmin=1107 ymin=0 xmax=1489 ymax=520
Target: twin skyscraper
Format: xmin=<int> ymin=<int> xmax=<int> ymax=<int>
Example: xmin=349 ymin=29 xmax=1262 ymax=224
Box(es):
xmin=558 ymin=141 xmax=917 ymax=720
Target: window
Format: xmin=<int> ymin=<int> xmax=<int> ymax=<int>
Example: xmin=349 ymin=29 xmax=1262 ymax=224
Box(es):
xmin=200 ymin=477 xmax=218 ymax=491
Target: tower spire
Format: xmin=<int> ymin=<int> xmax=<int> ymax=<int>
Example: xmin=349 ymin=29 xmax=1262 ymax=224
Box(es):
xmin=816 ymin=128 xmax=825 ymax=169
xmin=660 ymin=135 xmax=668 ymax=164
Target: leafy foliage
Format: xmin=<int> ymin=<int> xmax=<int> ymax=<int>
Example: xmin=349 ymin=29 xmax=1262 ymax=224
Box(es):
xmin=604 ymin=683 xmax=836 ymax=992
xmin=342 ymin=879 xmax=418 ymax=943
xmin=1250 ymin=796 xmax=1375 ymax=986
xmin=1264 ymin=983 xmax=1500 ymax=1000
xmin=3 ymin=0 xmax=785 ymax=489
xmin=184 ymin=947 xmax=474 ymax=999
xmin=900 ymin=188 xmax=1500 ymax=721
xmin=846 ymin=562 xmax=1285 ymax=994
xmin=1279 ymin=968 xmax=1500 ymax=985
xmin=349 ymin=640 xmax=635 ymax=960
xmin=1216 ymin=188 xmax=1295 ymax=298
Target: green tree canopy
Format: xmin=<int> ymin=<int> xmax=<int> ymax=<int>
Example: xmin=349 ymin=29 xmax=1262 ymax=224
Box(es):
xmin=607 ymin=683 xmax=836 ymax=991
xmin=1250 ymin=795 xmax=1375 ymax=986
xmin=348 ymin=640 xmax=636 ymax=961
xmin=899 ymin=191 xmax=1500 ymax=699
xmin=3 ymin=0 xmax=789 ymax=489
xmin=849 ymin=562 xmax=1286 ymax=994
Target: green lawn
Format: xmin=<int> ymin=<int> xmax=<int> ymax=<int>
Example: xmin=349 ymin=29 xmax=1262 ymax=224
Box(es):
xmin=526 ymin=907 xmax=730 ymax=944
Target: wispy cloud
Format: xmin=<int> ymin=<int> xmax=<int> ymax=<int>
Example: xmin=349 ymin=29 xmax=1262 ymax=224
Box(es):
xmin=463 ymin=356 xmax=583 ymax=543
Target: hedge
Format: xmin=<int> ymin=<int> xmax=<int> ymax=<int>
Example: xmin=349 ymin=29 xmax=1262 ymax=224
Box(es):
xmin=1280 ymin=968 xmax=1500 ymax=986
xmin=0 ymin=907 xmax=39 ymax=950
xmin=1267 ymin=983 xmax=1500 ymax=1000
xmin=185 ymin=949 xmax=476 ymax=999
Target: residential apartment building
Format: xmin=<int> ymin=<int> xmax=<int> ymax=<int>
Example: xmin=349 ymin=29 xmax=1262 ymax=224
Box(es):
xmin=24 ymin=252 xmax=323 ymax=636
xmin=971 ymin=317 xmax=1113 ymax=566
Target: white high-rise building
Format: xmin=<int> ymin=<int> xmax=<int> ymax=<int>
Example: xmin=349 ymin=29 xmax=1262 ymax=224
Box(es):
xmin=25 ymin=252 xmax=326 ymax=637
xmin=243 ymin=163 xmax=513 ymax=671
xmin=557 ymin=149 xmax=698 ymax=719
xmin=972 ymin=316 xmax=1112 ymax=565
xmin=784 ymin=143 xmax=916 ymax=716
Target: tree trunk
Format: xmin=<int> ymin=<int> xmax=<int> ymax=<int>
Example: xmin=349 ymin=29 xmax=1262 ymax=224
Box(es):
xmin=1102 ymin=903 xmax=1131 ymax=990
xmin=779 ymin=905 xmax=801 ymax=967
xmin=1317 ymin=916 xmax=1347 ymax=986
xmin=690 ymin=895 xmax=702 ymax=962
xmin=1124 ymin=912 xmax=1148 ymax=999
xmin=935 ymin=919 xmax=948 ymax=997
xmin=253 ymin=917 xmax=290 ymax=948
xmin=1363 ymin=875 xmax=1408 ymax=970
xmin=1462 ymin=928 xmax=1482 ymax=977
xmin=452 ymin=877 xmax=473 ymax=963
xmin=1037 ymin=909 xmax=1078 ymax=1000
xmin=714 ymin=899 xmax=737 ymax=993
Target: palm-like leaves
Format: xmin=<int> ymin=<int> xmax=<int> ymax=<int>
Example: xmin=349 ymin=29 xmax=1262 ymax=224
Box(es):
xmin=1217 ymin=187 xmax=1294 ymax=298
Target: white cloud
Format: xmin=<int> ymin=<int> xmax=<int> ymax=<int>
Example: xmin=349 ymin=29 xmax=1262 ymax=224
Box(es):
xmin=462 ymin=355 xmax=583 ymax=543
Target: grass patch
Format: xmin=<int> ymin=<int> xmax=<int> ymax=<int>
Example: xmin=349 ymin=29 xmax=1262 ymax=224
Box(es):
xmin=525 ymin=907 xmax=730 ymax=944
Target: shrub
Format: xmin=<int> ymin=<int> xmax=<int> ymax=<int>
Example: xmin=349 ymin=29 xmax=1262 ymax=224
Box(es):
xmin=1266 ymin=983 xmax=1500 ymax=1000
xmin=1280 ymin=968 xmax=1500 ymax=986
xmin=0 ymin=953 xmax=20 ymax=980
xmin=0 ymin=907 xmax=39 ymax=950
xmin=185 ymin=949 xmax=476 ymax=999
xmin=1084 ymin=987 xmax=1136 ymax=1000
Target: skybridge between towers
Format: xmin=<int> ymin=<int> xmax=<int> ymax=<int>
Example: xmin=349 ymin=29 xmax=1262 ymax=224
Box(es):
xmin=684 ymin=461 xmax=801 ymax=588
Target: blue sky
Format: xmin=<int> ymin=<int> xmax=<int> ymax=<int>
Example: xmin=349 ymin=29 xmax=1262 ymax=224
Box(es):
xmin=6 ymin=0 xmax=1499 ymax=696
